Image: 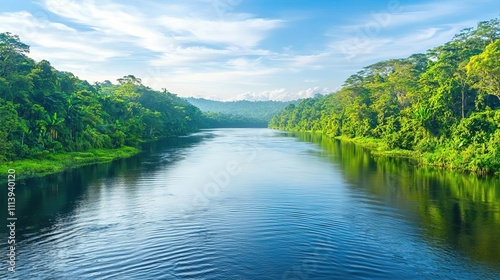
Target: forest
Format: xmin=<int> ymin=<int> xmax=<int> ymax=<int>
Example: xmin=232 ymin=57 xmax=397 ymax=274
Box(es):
xmin=0 ymin=32 xmax=209 ymax=164
xmin=186 ymin=97 xmax=294 ymax=127
xmin=270 ymin=18 xmax=500 ymax=174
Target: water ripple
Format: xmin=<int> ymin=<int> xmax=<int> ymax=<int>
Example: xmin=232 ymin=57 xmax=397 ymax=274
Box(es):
xmin=2 ymin=129 xmax=499 ymax=280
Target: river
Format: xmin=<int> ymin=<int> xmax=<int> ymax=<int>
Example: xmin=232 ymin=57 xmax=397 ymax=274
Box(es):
xmin=1 ymin=128 xmax=499 ymax=279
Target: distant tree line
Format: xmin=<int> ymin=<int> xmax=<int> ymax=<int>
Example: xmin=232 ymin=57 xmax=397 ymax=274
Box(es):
xmin=201 ymin=112 xmax=269 ymax=128
xmin=270 ymin=18 xmax=500 ymax=174
xmin=186 ymin=97 xmax=294 ymax=127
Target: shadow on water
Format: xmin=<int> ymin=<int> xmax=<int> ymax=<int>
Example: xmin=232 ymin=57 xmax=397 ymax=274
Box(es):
xmin=0 ymin=131 xmax=214 ymax=239
xmin=282 ymin=131 xmax=500 ymax=267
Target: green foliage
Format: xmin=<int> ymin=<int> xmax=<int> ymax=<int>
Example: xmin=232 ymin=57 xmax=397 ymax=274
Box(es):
xmin=0 ymin=32 xmax=207 ymax=164
xmin=0 ymin=146 xmax=139 ymax=179
xmin=467 ymin=39 xmax=500 ymax=101
xmin=270 ymin=18 xmax=500 ymax=174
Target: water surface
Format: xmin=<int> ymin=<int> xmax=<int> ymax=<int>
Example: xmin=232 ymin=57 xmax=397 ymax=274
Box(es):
xmin=1 ymin=129 xmax=499 ymax=279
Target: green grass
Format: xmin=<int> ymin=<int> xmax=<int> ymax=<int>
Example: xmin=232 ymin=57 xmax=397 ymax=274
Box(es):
xmin=334 ymin=136 xmax=416 ymax=158
xmin=333 ymin=136 xmax=499 ymax=175
xmin=0 ymin=146 xmax=140 ymax=180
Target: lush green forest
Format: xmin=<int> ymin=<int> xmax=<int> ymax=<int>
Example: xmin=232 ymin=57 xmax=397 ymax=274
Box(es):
xmin=270 ymin=18 xmax=500 ymax=174
xmin=0 ymin=32 xmax=206 ymax=165
xmin=186 ymin=97 xmax=293 ymax=127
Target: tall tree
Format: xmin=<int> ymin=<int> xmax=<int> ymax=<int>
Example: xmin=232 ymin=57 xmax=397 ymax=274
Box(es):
xmin=466 ymin=39 xmax=500 ymax=102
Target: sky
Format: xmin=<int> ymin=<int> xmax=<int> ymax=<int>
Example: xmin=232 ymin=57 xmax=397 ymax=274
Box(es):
xmin=0 ymin=0 xmax=498 ymax=101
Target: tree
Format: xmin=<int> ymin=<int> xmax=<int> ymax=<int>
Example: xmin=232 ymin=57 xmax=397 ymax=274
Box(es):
xmin=466 ymin=39 xmax=500 ymax=102
xmin=0 ymin=32 xmax=29 ymax=54
xmin=474 ymin=19 xmax=500 ymax=44
xmin=0 ymin=32 xmax=30 ymax=77
xmin=117 ymin=74 xmax=142 ymax=85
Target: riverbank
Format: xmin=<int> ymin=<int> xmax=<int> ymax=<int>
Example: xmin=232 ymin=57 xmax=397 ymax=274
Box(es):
xmin=0 ymin=146 xmax=140 ymax=180
xmin=332 ymin=135 xmax=499 ymax=175
xmin=333 ymin=135 xmax=415 ymax=158
xmin=277 ymin=129 xmax=498 ymax=175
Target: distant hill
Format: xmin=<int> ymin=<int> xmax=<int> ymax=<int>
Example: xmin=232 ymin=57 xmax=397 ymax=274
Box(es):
xmin=185 ymin=98 xmax=295 ymax=125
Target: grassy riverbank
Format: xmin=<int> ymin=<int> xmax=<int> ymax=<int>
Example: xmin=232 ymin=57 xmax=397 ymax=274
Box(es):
xmin=0 ymin=146 xmax=140 ymax=180
xmin=333 ymin=135 xmax=416 ymax=158
xmin=286 ymin=129 xmax=499 ymax=175
xmin=331 ymin=135 xmax=499 ymax=175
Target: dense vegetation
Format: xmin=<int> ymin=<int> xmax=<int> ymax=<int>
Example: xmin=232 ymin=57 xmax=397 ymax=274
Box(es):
xmin=186 ymin=97 xmax=293 ymax=127
xmin=270 ymin=19 xmax=500 ymax=174
xmin=201 ymin=112 xmax=269 ymax=128
xmin=0 ymin=32 xmax=205 ymax=164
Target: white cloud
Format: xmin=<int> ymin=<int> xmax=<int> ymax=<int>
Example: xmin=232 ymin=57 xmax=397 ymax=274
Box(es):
xmin=327 ymin=0 xmax=491 ymax=62
xmin=331 ymin=37 xmax=391 ymax=60
xmin=285 ymin=52 xmax=332 ymax=70
xmin=150 ymin=46 xmax=271 ymax=67
xmin=226 ymin=87 xmax=332 ymax=101
xmin=156 ymin=16 xmax=283 ymax=48
xmin=335 ymin=0 xmax=477 ymax=34
xmin=42 ymin=0 xmax=283 ymax=57
xmin=226 ymin=57 xmax=263 ymax=70
xmin=0 ymin=11 xmax=125 ymax=69
xmin=43 ymin=0 xmax=181 ymax=52
xmin=165 ymin=68 xmax=281 ymax=84
xmin=23 ymin=0 xmax=290 ymax=86
xmin=333 ymin=22 xmax=474 ymax=64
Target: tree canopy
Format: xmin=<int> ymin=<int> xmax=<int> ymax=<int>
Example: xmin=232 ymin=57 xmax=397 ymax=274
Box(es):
xmin=467 ymin=39 xmax=500 ymax=101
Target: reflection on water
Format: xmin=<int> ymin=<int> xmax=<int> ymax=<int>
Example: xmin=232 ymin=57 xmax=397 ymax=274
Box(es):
xmin=0 ymin=132 xmax=213 ymax=241
xmin=0 ymin=129 xmax=498 ymax=279
xmin=288 ymin=131 xmax=500 ymax=266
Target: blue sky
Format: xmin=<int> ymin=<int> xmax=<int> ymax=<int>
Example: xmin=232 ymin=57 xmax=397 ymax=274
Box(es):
xmin=0 ymin=0 xmax=498 ymax=101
